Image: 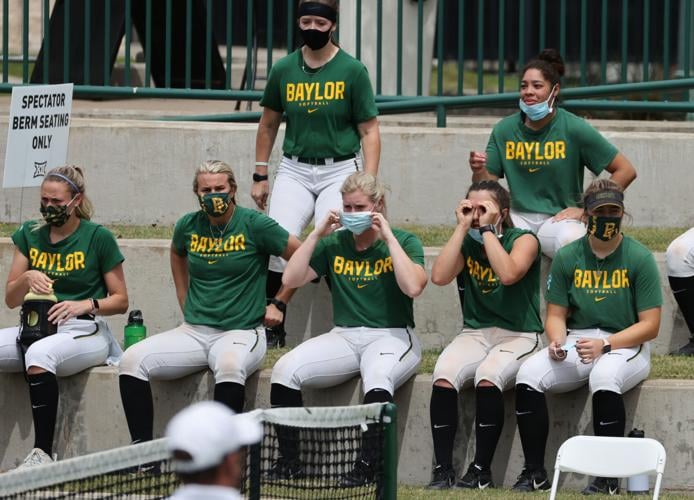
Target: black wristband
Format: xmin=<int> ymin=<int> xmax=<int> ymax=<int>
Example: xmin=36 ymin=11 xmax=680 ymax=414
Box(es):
xmin=479 ymin=224 xmax=496 ymax=235
xmin=253 ymin=173 xmax=269 ymax=182
xmin=269 ymin=298 xmax=287 ymax=313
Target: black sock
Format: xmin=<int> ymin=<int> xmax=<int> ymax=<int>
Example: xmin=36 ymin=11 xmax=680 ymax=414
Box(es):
xmin=669 ymin=276 xmax=694 ymax=335
xmin=515 ymin=383 xmax=548 ymax=470
xmin=473 ymin=385 xmax=504 ymax=469
xmin=455 ymin=273 xmax=465 ymax=316
xmin=270 ymin=384 xmax=303 ymax=461
xmin=360 ymin=389 xmax=393 ymax=466
xmin=27 ymin=372 xmax=59 ymax=456
xmin=429 ymin=385 xmax=458 ymax=468
xmin=214 ymin=382 xmax=245 ymax=413
xmin=592 ymin=390 xmax=625 ymax=437
xmin=119 ymin=375 xmax=154 ymax=443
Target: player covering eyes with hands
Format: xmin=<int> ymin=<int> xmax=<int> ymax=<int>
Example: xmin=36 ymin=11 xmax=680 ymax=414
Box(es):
xmin=427 ymin=180 xmax=542 ymax=489
xmin=511 ymin=179 xmax=662 ymax=495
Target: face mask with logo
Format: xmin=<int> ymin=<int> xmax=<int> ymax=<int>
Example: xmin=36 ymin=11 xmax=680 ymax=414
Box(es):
xmin=340 ymin=211 xmax=373 ymax=235
xmin=587 ymin=215 xmax=622 ymax=241
xmin=300 ymin=28 xmax=332 ymax=50
xmin=519 ymin=85 xmax=557 ymax=121
xmin=198 ymin=193 xmax=231 ymax=217
xmin=40 ymin=195 xmax=78 ymax=227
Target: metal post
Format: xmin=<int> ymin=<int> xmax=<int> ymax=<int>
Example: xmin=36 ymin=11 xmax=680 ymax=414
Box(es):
xmin=382 ymin=403 xmax=398 ymax=500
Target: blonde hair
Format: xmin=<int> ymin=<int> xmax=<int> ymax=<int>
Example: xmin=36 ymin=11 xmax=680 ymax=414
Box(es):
xmin=340 ymin=172 xmax=388 ymax=214
xmin=193 ymin=160 xmax=238 ymax=203
xmin=43 ymin=165 xmax=93 ymax=220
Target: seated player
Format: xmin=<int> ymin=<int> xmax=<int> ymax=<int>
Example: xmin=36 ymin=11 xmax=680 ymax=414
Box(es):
xmin=665 ymin=228 xmax=694 ymax=355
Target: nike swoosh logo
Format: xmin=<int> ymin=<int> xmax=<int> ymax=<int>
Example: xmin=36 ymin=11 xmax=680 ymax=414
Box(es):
xmin=528 ymin=168 xmax=541 ymax=173
xmin=29 ymin=382 xmax=43 ymax=386
xmin=478 ymin=423 xmax=496 ymax=428
xmin=357 ymin=284 xmax=368 ymax=289
xmin=482 ymin=289 xmax=493 ymax=294
xmin=608 ymin=487 xmax=619 ymax=495
xmin=308 ymin=108 xmax=318 ymax=113
xmin=515 ymin=410 xmax=532 ymax=416
xmin=458 ymin=286 xmax=465 ymax=291
xmin=379 ymin=352 xmax=394 ymax=355
xmin=208 ymin=260 xmax=218 ymax=264
xmin=534 ymin=479 xmax=548 ymax=489
xmin=478 ymin=482 xmax=491 ymax=489
xmin=31 ymin=404 xmax=47 ymax=409
xmin=595 ymin=297 xmax=607 ymax=302
xmin=433 ymin=424 xmax=450 ymax=429
xmin=599 ymin=420 xmax=618 ymax=426
xmin=499 ymin=349 xmax=513 ymax=353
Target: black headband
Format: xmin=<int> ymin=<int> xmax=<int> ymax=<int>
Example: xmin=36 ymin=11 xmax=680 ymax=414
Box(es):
xmin=297 ymin=2 xmax=337 ymax=23
xmin=585 ymin=190 xmax=624 ymax=211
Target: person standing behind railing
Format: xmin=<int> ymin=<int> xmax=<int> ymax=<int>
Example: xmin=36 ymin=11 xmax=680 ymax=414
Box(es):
xmin=252 ymin=0 xmax=381 ymax=349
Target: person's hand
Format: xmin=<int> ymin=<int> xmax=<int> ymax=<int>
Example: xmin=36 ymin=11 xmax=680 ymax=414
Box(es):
xmin=48 ymin=299 xmax=92 ymax=325
xmin=477 ymin=200 xmax=499 ymax=226
xmin=553 ymin=207 xmax=583 ymax=222
xmin=263 ymin=303 xmax=284 ymax=327
xmin=371 ymin=213 xmax=394 ymax=242
xmin=548 ymin=340 xmax=568 ymax=361
xmin=251 ymin=180 xmax=269 ymax=211
xmin=469 ymin=151 xmax=488 ymax=174
xmin=576 ymin=337 xmax=603 ymax=364
xmin=456 ymin=199 xmax=474 ymax=230
xmin=25 ymin=270 xmax=54 ymax=295
xmin=314 ymin=210 xmax=342 ymax=238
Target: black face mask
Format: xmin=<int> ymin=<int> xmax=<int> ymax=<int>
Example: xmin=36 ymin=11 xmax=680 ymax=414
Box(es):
xmin=299 ymin=28 xmax=331 ymax=50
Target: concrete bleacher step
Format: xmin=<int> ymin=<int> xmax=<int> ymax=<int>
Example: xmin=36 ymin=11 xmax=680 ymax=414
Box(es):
xmin=0 ymin=368 xmax=692 ymax=491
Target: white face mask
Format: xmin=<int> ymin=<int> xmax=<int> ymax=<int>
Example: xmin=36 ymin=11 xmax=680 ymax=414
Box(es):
xmin=519 ymin=84 xmax=557 ymax=121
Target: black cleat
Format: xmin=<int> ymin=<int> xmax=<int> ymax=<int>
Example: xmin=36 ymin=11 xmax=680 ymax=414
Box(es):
xmin=582 ymin=476 xmax=620 ymax=495
xmin=427 ymin=464 xmax=455 ymax=489
xmin=266 ymin=327 xmax=286 ymax=349
xmin=672 ymin=339 xmax=694 ymax=356
xmin=266 ymin=457 xmax=305 ymax=480
xmin=455 ymin=462 xmax=494 ymax=489
xmin=339 ymin=459 xmax=374 ymax=487
xmin=512 ymin=466 xmax=552 ymax=492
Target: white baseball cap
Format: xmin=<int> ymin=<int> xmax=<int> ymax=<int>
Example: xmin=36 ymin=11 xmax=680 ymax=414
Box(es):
xmin=165 ymin=401 xmax=263 ymax=473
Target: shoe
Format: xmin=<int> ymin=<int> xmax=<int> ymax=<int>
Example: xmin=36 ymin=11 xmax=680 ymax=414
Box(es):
xmin=266 ymin=327 xmax=286 ymax=349
xmin=339 ymin=459 xmax=375 ymax=487
xmin=672 ymin=339 xmax=694 ymax=356
xmin=19 ymin=448 xmax=53 ymax=468
xmin=266 ymin=457 xmax=305 ymax=480
xmin=582 ymin=477 xmax=620 ymax=495
xmin=455 ymin=462 xmax=494 ymax=489
xmin=427 ymin=464 xmax=455 ymax=489
xmin=512 ymin=466 xmax=551 ymax=492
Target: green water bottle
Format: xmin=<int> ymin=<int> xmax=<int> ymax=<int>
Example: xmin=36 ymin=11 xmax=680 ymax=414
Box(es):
xmin=124 ymin=310 xmax=147 ymax=349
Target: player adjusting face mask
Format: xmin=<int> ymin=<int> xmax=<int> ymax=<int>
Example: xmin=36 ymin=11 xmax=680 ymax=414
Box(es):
xmin=340 ymin=211 xmax=373 ymax=235
xmin=198 ymin=192 xmax=231 ymax=217
xmin=40 ymin=195 xmax=78 ymax=227
xmin=587 ymin=215 xmax=622 ymax=241
xmin=468 ymin=215 xmax=504 ymax=244
xmin=519 ymin=84 xmax=557 ymax=121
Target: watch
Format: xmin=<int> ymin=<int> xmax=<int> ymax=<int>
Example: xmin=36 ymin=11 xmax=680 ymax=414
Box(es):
xmin=601 ymin=338 xmax=612 ymax=354
xmin=90 ymin=298 xmax=100 ymax=314
xmin=478 ymin=224 xmax=496 ymax=235
xmin=253 ymin=173 xmax=269 ymax=182
xmin=269 ymin=298 xmax=287 ymax=313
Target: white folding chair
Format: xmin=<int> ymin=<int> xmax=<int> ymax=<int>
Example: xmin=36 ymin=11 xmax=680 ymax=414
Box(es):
xmin=548 ymin=435 xmax=666 ymax=500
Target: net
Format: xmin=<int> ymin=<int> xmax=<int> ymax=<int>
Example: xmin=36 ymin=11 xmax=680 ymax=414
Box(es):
xmin=0 ymin=402 xmax=397 ymax=500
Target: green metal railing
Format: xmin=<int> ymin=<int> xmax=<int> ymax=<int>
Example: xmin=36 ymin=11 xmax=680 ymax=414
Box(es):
xmin=0 ymin=0 xmax=692 ymax=127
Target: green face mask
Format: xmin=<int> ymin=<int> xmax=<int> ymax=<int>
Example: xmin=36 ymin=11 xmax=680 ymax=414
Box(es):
xmin=39 ymin=196 xmax=77 ymax=227
xmin=198 ymin=192 xmax=231 ymax=216
xmin=587 ymin=215 xmax=622 ymax=241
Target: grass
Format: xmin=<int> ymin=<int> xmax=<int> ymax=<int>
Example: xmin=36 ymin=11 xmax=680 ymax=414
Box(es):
xmin=0 ymin=223 xmax=687 ymax=252
xmin=430 ymin=63 xmax=520 ymax=95
xmin=398 ymin=485 xmax=694 ymax=499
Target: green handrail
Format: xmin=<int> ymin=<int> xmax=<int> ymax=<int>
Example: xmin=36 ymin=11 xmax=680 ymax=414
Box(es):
xmin=124 ymin=0 xmax=131 ymax=86
xmin=104 ymin=0 xmax=111 ymax=85
xmin=476 ymin=0 xmax=483 ymax=95
xmin=165 ymin=0 xmax=172 ymax=88
xmin=382 ymin=403 xmax=397 ymax=500
xmin=457 ymin=0 xmax=464 ymax=96
xmin=643 ymin=0 xmax=650 ymax=82
xmin=497 ymin=0 xmax=505 ymax=94
xmin=185 ymin=0 xmax=192 ymax=88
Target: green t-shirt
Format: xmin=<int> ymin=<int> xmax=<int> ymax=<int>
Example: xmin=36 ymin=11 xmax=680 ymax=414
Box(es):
xmin=172 ymin=206 xmax=289 ymax=331
xmin=546 ymin=235 xmax=663 ymax=333
xmin=309 ymin=229 xmax=424 ymax=328
xmin=462 ymin=228 xmax=543 ymax=333
xmin=485 ymin=108 xmax=618 ymax=215
xmin=12 ymin=220 xmax=124 ymax=301
xmin=260 ymin=48 xmax=378 ymax=158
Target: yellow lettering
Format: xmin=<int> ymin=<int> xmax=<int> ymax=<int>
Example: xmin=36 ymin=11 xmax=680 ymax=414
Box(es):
xmin=611 ymin=270 xmax=621 ymax=288
xmin=364 ymin=262 xmax=373 ymax=276
xmin=36 ymin=252 xmax=48 ymax=269
xmin=74 ymin=251 xmax=85 ymax=270
xmin=506 ymin=141 xmax=515 ymax=160
xmin=344 ymin=260 xmax=355 ymax=276
xmin=574 ymin=269 xmax=582 ymax=288
xmin=581 ymin=272 xmax=592 ymax=288
xmin=224 ymin=236 xmax=233 ymax=252
xmin=544 ymin=141 xmax=555 ymax=160
xmin=324 ymin=81 xmax=335 ymax=99
xmin=524 ymin=142 xmax=534 ymax=159
xmin=55 ymin=254 xmax=64 ymax=272
xmin=621 ymin=269 xmax=629 ymax=287
xmin=374 ymin=260 xmax=383 ymax=275
xmin=235 ymin=234 xmax=245 ymax=251
xmin=286 ymin=83 xmax=295 ymax=102
xmin=355 ymin=261 xmax=365 ymax=276
xmin=29 ymin=248 xmax=38 ymax=267
xmin=383 ymin=256 xmax=393 ymax=273
xmin=556 ymin=141 xmax=566 ymax=159
xmin=190 ymin=234 xmax=198 ymax=252
xmin=295 ymin=83 xmax=305 ymax=101
xmin=335 ymin=81 xmax=345 ymax=99
xmin=46 ymin=253 xmax=57 ymax=270
xmin=334 ymin=256 xmax=344 ymax=274
xmin=315 ymin=82 xmax=324 ymax=100
xmin=515 ymin=142 xmax=525 ymax=160
xmin=65 ymin=253 xmax=74 ymax=271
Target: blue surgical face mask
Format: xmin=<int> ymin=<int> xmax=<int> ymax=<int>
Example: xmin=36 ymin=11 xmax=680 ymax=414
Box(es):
xmin=468 ymin=228 xmax=484 ymax=244
xmin=519 ymin=85 xmax=557 ymax=121
xmin=340 ymin=211 xmax=373 ymax=235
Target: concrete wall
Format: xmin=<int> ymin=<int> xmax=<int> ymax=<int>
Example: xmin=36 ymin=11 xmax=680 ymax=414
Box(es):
xmin=1 ymin=368 xmax=693 ymax=492
xmin=1 ymin=118 xmax=693 ymax=227
xmin=0 ymin=239 xmax=689 ymax=356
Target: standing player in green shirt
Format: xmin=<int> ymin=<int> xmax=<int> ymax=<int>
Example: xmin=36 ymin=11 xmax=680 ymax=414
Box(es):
xmin=1 ymin=166 xmax=128 ymax=467
xmin=118 ymin=161 xmax=300 ymax=446
xmin=427 ymin=181 xmax=542 ymax=490
xmin=270 ymin=172 xmax=427 ymax=486
xmin=253 ymin=0 xmax=380 ymax=348
xmin=512 ymin=179 xmax=662 ymax=494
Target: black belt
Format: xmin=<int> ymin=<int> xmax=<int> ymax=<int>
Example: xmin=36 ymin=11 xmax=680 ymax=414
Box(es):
xmin=283 ymin=152 xmax=356 ymax=165
xmin=77 ymin=314 xmax=95 ymax=321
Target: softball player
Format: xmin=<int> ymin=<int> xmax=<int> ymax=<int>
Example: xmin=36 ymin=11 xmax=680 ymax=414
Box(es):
xmin=666 ymin=227 xmax=694 ymax=355
xmin=512 ymin=179 xmax=662 ymax=494
xmin=118 ymin=161 xmax=300 ymax=445
xmin=469 ymin=49 xmax=636 ymax=259
xmin=253 ymin=0 xmax=380 ymax=346
xmin=0 ymin=166 xmax=128 ymax=467
xmin=427 ymin=181 xmax=542 ymax=489
xmin=269 ymin=172 xmax=426 ymax=485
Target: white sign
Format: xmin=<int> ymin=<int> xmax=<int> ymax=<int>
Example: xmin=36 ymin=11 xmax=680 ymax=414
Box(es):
xmin=3 ymin=83 xmax=73 ymax=188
